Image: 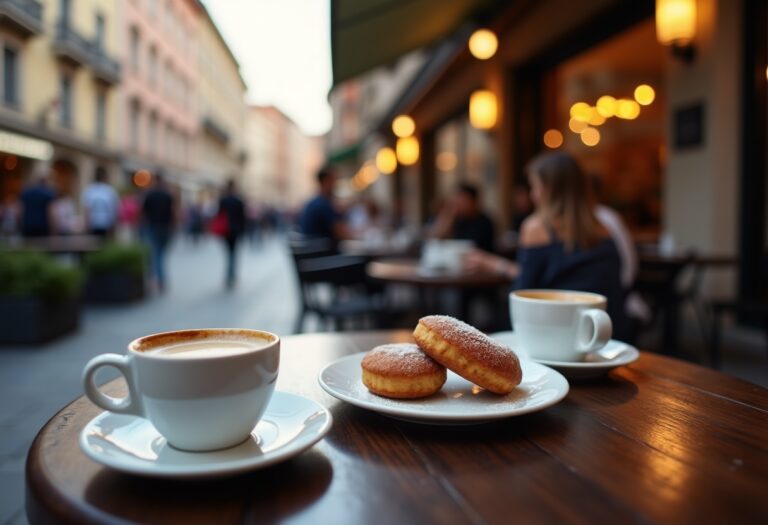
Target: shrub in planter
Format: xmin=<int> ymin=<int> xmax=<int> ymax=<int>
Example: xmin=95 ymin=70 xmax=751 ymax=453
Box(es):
xmin=83 ymin=243 xmax=147 ymax=302
xmin=0 ymin=251 xmax=83 ymax=344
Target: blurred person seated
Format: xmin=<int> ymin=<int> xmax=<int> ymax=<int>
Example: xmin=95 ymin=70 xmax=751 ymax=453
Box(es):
xmin=428 ymin=184 xmax=495 ymax=252
xmin=298 ymin=167 xmax=352 ymax=244
xmin=592 ymin=175 xmax=650 ymax=325
xmin=19 ymin=174 xmax=55 ymax=237
xmin=348 ymin=196 xmax=388 ymax=241
xmin=465 ymin=151 xmax=629 ymax=340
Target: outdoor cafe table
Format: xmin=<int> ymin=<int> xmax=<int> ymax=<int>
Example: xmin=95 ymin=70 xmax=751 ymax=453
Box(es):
xmin=367 ymin=258 xmax=513 ymax=288
xmin=26 ymin=331 xmax=767 ymax=524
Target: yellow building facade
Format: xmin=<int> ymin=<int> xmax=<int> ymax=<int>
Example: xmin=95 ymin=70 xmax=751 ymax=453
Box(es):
xmin=0 ymin=0 xmax=121 ymax=200
xmin=193 ymin=5 xmax=247 ymax=188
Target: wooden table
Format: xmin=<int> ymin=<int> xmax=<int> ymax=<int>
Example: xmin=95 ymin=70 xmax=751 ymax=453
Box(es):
xmin=367 ymin=258 xmax=512 ymax=288
xmin=26 ymin=331 xmax=768 ymax=524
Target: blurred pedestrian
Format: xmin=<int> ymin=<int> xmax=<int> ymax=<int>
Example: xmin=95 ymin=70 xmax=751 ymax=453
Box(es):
xmin=0 ymin=194 xmax=20 ymax=236
xmin=19 ymin=175 xmax=55 ymax=237
xmin=82 ymin=166 xmax=119 ymax=238
xmin=298 ymin=167 xmax=351 ymax=245
xmin=186 ymin=194 xmax=206 ymax=244
xmin=214 ymin=179 xmax=246 ymax=288
xmin=141 ymin=173 xmax=175 ymax=291
xmin=428 ymin=184 xmax=495 ymax=252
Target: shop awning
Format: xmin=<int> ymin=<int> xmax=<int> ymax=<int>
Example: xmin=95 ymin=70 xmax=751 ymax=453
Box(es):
xmin=326 ymin=141 xmax=362 ymax=165
xmin=331 ymin=0 xmax=494 ymax=85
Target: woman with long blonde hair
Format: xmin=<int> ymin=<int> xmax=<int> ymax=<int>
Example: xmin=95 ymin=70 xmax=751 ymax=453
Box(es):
xmin=466 ymin=151 xmax=628 ymax=339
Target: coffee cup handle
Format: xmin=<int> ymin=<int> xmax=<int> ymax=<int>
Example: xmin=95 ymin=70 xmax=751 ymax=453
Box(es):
xmin=82 ymin=354 xmax=143 ymax=416
xmin=577 ymin=309 xmax=612 ymax=353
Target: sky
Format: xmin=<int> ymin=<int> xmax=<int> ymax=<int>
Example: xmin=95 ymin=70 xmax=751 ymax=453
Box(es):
xmin=202 ymin=0 xmax=333 ymax=136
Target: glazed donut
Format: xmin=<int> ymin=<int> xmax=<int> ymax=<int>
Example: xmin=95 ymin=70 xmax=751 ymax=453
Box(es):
xmin=413 ymin=315 xmax=522 ymax=394
xmin=361 ymin=343 xmax=447 ymax=399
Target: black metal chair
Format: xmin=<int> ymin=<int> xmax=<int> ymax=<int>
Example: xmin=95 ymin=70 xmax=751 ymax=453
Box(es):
xmin=293 ymin=254 xmax=390 ymax=333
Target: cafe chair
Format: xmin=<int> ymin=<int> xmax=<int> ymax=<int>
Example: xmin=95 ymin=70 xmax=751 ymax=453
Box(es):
xmin=293 ymin=254 xmax=390 ymax=333
xmin=633 ymin=252 xmax=696 ymax=355
xmin=709 ymin=300 xmax=768 ymax=369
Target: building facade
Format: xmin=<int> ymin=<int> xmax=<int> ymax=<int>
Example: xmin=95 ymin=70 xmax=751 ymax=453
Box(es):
xmin=243 ymin=105 xmax=323 ymax=211
xmin=119 ymin=0 xmax=200 ymax=193
xmin=0 ymin=0 xmax=121 ymax=202
xmin=193 ymin=4 xmax=247 ymax=190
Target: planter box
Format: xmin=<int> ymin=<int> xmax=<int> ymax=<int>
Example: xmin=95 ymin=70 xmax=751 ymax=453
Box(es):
xmin=0 ymin=296 xmax=80 ymax=344
xmin=85 ymin=272 xmax=145 ymax=303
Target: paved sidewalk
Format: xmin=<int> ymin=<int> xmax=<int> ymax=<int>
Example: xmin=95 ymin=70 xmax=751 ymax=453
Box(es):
xmin=0 ymin=235 xmax=298 ymax=524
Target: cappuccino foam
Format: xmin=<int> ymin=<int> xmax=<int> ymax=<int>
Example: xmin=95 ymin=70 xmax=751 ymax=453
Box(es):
xmin=148 ymin=340 xmax=266 ymax=359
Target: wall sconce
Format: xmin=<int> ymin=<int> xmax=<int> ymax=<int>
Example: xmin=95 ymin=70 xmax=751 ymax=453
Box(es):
xmin=656 ymin=0 xmax=696 ymax=62
xmin=396 ymin=136 xmax=419 ymax=165
xmin=469 ymin=90 xmax=497 ymax=129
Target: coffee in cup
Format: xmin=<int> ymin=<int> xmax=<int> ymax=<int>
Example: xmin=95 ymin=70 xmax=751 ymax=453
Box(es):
xmin=82 ymin=328 xmax=280 ymax=452
xmin=510 ymin=290 xmax=612 ymax=362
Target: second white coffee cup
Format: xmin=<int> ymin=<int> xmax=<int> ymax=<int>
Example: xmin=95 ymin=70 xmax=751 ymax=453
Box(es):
xmin=510 ymin=290 xmax=612 ymax=362
xmin=82 ymin=328 xmax=280 ymax=452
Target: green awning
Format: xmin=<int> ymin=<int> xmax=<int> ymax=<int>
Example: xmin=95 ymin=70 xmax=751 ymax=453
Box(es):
xmin=326 ymin=141 xmax=362 ymax=164
xmin=331 ymin=0 xmax=493 ymax=85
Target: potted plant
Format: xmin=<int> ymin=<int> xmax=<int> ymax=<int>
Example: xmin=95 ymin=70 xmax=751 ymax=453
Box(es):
xmin=0 ymin=251 xmax=83 ymax=344
xmin=83 ymin=243 xmax=147 ymax=303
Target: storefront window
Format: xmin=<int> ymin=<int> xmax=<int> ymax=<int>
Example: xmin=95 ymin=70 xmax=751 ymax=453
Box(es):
xmin=540 ymin=19 xmax=664 ymax=237
xmin=434 ymin=115 xmax=499 ymax=219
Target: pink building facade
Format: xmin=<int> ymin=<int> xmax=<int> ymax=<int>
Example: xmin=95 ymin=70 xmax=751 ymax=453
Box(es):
xmin=119 ymin=0 xmax=200 ymax=187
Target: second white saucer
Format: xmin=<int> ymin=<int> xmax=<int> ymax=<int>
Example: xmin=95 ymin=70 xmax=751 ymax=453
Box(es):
xmin=490 ymin=331 xmax=640 ymax=379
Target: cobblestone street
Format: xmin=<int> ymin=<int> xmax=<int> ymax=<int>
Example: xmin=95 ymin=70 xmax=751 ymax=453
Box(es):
xmin=0 ymin=235 xmax=298 ymax=524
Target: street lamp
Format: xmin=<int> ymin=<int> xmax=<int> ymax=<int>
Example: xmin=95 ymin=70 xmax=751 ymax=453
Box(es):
xmin=396 ymin=137 xmax=420 ymax=165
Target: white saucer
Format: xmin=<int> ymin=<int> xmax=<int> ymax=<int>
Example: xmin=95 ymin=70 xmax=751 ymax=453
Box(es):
xmin=490 ymin=331 xmax=640 ymax=379
xmin=318 ymin=352 xmax=569 ymax=424
xmin=79 ymin=391 xmax=332 ymax=479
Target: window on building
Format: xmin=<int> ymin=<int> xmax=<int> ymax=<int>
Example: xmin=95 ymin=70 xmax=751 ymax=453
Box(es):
xmin=59 ymin=72 xmax=73 ymax=128
xmin=130 ymin=26 xmax=140 ymax=72
xmin=94 ymin=13 xmax=105 ymax=52
xmin=148 ymin=111 xmax=158 ymax=157
xmin=59 ymin=0 xmax=71 ymax=27
xmin=129 ymin=99 xmax=140 ymax=151
xmin=95 ymin=89 xmax=106 ymax=141
xmin=165 ymin=61 xmax=173 ymax=96
xmin=148 ymin=45 xmax=157 ymax=86
xmin=165 ymin=122 xmax=174 ymax=162
xmin=2 ymin=45 xmax=20 ymax=107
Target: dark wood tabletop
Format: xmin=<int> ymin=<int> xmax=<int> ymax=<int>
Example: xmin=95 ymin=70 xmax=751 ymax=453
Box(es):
xmin=367 ymin=258 xmax=513 ymax=288
xmin=26 ymin=331 xmax=768 ymax=524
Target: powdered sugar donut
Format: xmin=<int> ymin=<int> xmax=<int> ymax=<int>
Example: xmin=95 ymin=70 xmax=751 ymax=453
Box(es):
xmin=413 ymin=315 xmax=522 ymax=394
xmin=361 ymin=343 xmax=446 ymax=399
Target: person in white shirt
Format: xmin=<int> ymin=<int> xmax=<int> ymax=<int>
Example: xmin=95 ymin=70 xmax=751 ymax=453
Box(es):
xmin=82 ymin=167 xmax=119 ymax=237
xmin=592 ymin=178 xmax=651 ymax=325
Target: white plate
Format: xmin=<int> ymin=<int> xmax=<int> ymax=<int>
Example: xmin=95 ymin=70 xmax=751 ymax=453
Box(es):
xmin=490 ymin=331 xmax=640 ymax=379
xmin=318 ymin=352 xmax=569 ymax=424
xmin=79 ymin=391 xmax=332 ymax=479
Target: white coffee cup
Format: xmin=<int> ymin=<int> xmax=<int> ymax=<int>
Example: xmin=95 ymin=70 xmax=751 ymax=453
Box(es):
xmin=82 ymin=328 xmax=280 ymax=452
xmin=510 ymin=290 xmax=612 ymax=362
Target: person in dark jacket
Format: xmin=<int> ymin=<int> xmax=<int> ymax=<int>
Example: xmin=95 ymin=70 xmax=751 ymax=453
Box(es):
xmin=141 ymin=173 xmax=175 ymax=291
xmin=19 ymin=176 xmax=55 ymax=237
xmin=217 ymin=179 xmax=246 ymax=288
